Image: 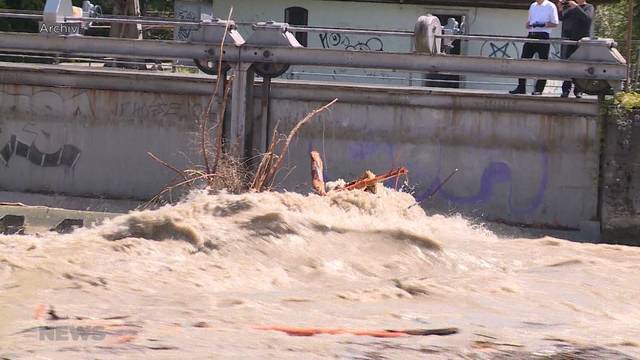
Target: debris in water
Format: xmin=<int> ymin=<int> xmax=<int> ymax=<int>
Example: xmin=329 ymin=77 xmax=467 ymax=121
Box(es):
xmin=47 ymin=306 xmax=68 ymax=321
xmin=33 ymin=304 xmax=46 ymax=320
xmin=309 ymin=150 xmax=409 ymax=195
xmin=340 ymin=167 xmax=408 ymax=193
xmin=408 ymin=168 xmax=459 ymax=209
xmin=310 ymin=151 xmax=326 ymax=195
xmin=255 ymin=325 xmax=458 ymax=338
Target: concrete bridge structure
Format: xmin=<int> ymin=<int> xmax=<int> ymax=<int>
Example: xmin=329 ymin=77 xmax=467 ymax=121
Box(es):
xmin=0 ymin=62 xmax=609 ymax=231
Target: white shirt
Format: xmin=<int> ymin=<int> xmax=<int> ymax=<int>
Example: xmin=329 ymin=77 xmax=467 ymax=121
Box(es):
xmin=528 ymin=0 xmax=559 ymax=33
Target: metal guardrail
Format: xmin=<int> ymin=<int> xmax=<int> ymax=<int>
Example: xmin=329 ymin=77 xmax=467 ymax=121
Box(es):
xmin=287 ymin=70 xmax=567 ymax=89
xmin=0 ymin=9 xmax=602 ymax=48
xmin=437 ymin=33 xmax=609 ymax=47
xmin=0 ymin=51 xmax=572 ymax=90
xmin=0 ymin=8 xmax=628 ymax=95
xmin=0 ymin=6 xmax=626 ymax=160
xmin=0 ymin=31 xmax=626 ymax=82
xmin=0 ymin=52 xmax=198 ymax=71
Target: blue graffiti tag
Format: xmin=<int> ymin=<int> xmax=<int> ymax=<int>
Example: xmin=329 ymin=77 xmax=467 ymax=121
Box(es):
xmin=345 ymin=140 xmax=549 ymax=216
xmin=418 ymin=151 xmax=549 ymax=216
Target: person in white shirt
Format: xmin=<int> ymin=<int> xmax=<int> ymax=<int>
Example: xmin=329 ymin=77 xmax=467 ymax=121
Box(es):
xmin=509 ymin=0 xmax=560 ymax=95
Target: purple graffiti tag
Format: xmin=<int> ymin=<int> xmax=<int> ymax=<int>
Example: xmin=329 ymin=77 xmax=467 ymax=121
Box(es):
xmin=508 ymin=151 xmax=549 ymax=215
xmin=438 ymin=162 xmax=512 ymax=204
xmin=419 ymin=151 xmax=549 ymax=216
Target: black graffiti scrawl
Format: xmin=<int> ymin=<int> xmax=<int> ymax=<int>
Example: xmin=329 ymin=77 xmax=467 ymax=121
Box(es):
xmin=0 ymin=135 xmax=81 ymax=168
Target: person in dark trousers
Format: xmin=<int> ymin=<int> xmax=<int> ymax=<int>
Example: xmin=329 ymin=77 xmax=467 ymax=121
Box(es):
xmin=510 ymin=0 xmax=559 ymax=95
xmin=558 ymin=0 xmax=594 ymax=98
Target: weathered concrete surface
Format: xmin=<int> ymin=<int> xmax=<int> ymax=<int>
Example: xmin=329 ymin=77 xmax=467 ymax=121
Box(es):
xmin=0 ymin=63 xmax=602 ymax=228
xmin=601 ymin=108 xmax=640 ymax=245
xmin=0 ymin=204 xmax=117 ymax=234
xmin=0 ymin=191 xmax=140 ymax=213
xmin=264 ymin=82 xmax=601 ymax=228
xmin=0 ymin=64 xmax=217 ymax=199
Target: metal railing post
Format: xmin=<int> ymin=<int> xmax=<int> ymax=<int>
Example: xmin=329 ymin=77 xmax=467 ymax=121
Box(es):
xmin=228 ymin=61 xmax=253 ymax=159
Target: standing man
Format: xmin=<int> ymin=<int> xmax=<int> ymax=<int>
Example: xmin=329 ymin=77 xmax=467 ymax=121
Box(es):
xmin=509 ymin=0 xmax=559 ymax=95
xmin=558 ymin=0 xmax=594 ymax=98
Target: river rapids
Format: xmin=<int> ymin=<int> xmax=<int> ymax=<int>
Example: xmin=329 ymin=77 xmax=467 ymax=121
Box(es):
xmin=1 ymin=189 xmax=639 ymax=359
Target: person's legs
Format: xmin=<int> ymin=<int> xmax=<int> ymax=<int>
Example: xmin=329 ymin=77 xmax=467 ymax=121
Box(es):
xmin=511 ymin=37 xmax=536 ymax=94
xmin=533 ymin=34 xmax=550 ymax=94
xmin=561 ymin=44 xmax=578 ymax=96
xmin=561 ymin=81 xmax=573 ymax=96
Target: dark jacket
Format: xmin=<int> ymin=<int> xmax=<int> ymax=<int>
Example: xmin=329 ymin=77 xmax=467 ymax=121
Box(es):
xmin=560 ymin=3 xmax=594 ymax=40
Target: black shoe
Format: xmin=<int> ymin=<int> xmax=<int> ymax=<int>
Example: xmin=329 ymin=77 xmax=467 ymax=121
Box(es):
xmin=560 ymin=91 xmax=569 ymax=98
xmin=531 ymin=91 xmax=543 ymax=95
xmin=509 ymin=88 xmax=525 ymax=95
xmin=574 ymin=91 xmax=582 ymax=99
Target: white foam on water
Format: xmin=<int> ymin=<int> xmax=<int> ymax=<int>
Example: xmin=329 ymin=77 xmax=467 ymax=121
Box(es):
xmin=1 ymin=188 xmax=639 ymax=359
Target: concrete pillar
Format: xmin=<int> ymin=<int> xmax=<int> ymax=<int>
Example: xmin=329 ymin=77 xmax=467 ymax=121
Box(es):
xmin=228 ymin=62 xmax=255 ymax=159
xmin=256 ymin=77 xmax=272 ymax=155
xmin=107 ymin=0 xmax=142 ymax=69
xmin=109 ymin=0 xmax=142 ymax=39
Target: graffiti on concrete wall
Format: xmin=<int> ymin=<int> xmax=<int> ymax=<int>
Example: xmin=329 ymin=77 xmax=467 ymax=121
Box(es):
xmin=319 ymin=32 xmax=384 ymax=51
xmin=0 ymin=89 xmax=94 ymax=119
xmin=418 ymin=151 xmax=549 ymax=216
xmin=480 ymin=41 xmax=519 ymax=58
xmin=550 ymin=43 xmax=561 ymax=60
xmin=175 ymin=8 xmax=197 ymax=41
xmin=0 ymin=90 xmax=90 ymax=169
xmin=480 ymin=41 xmax=561 ymax=60
xmin=0 ymin=88 xmax=204 ymax=125
xmin=112 ymin=100 xmax=203 ymax=120
xmin=344 ymin=140 xmax=548 ymax=216
xmin=0 ymin=134 xmax=80 ymax=168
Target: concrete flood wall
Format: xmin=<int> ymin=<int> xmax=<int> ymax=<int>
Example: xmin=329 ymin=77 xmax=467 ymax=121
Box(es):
xmin=264 ymin=82 xmax=601 ymax=229
xmin=0 ymin=63 xmax=602 ymax=228
xmin=0 ymin=64 xmax=215 ymax=199
xmin=601 ymin=108 xmax=640 ymax=244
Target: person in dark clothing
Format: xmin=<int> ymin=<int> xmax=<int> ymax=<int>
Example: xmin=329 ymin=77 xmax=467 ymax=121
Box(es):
xmin=558 ymin=0 xmax=594 ymax=98
xmin=510 ymin=0 xmax=560 ymax=95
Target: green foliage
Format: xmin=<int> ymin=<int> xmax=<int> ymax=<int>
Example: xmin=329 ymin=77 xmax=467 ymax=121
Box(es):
xmin=595 ymin=0 xmax=639 ymax=56
xmin=615 ymin=91 xmax=640 ymax=110
xmin=0 ymin=1 xmax=174 ymax=33
xmin=595 ymin=0 xmax=639 ymax=40
xmin=140 ymin=0 xmax=172 ymax=14
xmin=0 ymin=0 xmax=46 ymax=31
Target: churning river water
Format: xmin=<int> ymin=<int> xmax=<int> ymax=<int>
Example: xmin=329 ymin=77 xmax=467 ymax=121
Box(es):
xmin=1 ymin=189 xmax=639 ymax=359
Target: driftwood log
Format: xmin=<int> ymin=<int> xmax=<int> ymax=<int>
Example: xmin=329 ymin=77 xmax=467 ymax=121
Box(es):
xmin=310 ymin=151 xmax=326 ymax=195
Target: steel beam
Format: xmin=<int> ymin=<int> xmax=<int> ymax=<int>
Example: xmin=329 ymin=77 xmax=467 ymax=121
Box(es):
xmin=0 ymin=32 xmax=627 ymax=81
xmin=437 ymin=34 xmax=586 ymax=46
xmin=0 ymin=62 xmax=217 ymax=94
xmin=0 ymin=31 xmax=211 ymax=60
xmin=229 ymin=62 xmax=254 ymax=158
xmin=235 ymin=46 xmax=626 ymax=81
xmin=0 ymin=62 xmax=601 ymax=117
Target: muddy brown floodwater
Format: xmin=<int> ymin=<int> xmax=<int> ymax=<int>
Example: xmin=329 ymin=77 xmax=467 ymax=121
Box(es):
xmin=1 ymin=189 xmax=639 ymax=359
